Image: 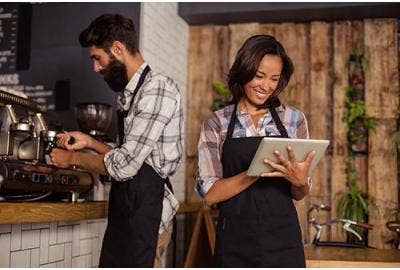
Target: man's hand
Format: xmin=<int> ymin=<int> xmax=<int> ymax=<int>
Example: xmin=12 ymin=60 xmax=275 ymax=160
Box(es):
xmin=49 ymin=148 xmax=75 ymax=169
xmin=56 ymin=131 xmax=91 ymax=151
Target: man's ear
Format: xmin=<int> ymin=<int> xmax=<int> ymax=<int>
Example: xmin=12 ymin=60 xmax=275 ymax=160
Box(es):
xmin=110 ymin=41 xmax=125 ymax=60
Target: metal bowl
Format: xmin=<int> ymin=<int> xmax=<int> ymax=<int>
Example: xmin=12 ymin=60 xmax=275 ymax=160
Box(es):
xmin=75 ymin=103 xmax=113 ymax=136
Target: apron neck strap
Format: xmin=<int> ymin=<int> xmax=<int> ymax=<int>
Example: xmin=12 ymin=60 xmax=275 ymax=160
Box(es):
xmin=117 ymin=65 xmax=151 ymax=146
xmin=269 ymin=106 xmax=289 ymax=138
xmin=226 ymin=105 xmax=238 ymax=139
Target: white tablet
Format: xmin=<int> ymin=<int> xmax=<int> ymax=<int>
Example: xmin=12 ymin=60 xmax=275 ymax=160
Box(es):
xmin=247 ymin=137 xmax=330 ymax=177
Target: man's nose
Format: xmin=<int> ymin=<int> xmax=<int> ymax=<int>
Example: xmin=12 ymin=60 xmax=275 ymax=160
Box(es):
xmin=93 ymin=61 xmax=103 ymax=73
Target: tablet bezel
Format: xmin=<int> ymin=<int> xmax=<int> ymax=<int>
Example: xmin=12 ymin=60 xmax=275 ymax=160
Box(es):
xmin=247 ymin=137 xmax=330 ymax=177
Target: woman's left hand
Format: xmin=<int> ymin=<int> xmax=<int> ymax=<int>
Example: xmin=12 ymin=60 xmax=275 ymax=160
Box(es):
xmin=261 ymin=146 xmax=315 ymax=187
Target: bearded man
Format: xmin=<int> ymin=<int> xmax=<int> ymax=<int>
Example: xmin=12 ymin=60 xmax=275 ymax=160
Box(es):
xmin=50 ymin=14 xmax=183 ymax=268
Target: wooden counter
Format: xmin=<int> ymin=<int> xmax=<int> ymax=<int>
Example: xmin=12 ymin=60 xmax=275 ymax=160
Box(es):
xmin=0 ymin=201 xmax=202 ymax=225
xmin=305 ymin=246 xmax=400 ymax=267
xmin=0 ymin=201 xmax=108 ymax=224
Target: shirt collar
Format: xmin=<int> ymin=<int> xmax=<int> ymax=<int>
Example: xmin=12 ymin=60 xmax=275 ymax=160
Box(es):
xmin=124 ymin=62 xmax=149 ymax=96
xmin=237 ymin=104 xmax=285 ymax=116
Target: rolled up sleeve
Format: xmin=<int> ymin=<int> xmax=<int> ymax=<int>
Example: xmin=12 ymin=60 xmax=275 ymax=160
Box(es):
xmin=195 ymin=116 xmax=224 ymax=198
xmin=104 ymin=86 xmax=177 ymax=181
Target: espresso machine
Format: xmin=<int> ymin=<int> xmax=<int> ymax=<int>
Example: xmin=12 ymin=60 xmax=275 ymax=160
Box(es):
xmin=0 ymin=89 xmax=93 ymax=202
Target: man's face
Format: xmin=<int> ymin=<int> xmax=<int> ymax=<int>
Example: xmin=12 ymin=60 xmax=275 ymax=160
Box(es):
xmin=88 ymin=46 xmax=129 ymax=92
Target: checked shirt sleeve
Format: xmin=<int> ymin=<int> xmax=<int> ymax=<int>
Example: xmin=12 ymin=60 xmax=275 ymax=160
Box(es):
xmin=104 ymin=83 xmax=178 ymax=181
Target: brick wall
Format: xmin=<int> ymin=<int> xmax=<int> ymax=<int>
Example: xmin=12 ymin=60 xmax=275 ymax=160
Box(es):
xmin=0 ymin=220 xmax=106 ymax=267
xmin=139 ymin=2 xmax=189 ymax=202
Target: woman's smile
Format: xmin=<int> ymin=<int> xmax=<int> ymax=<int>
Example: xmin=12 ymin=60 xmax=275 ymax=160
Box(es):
xmin=253 ymin=88 xmax=271 ymax=99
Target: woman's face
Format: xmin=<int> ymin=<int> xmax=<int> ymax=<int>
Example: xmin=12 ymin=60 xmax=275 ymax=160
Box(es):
xmin=243 ymin=54 xmax=283 ymax=108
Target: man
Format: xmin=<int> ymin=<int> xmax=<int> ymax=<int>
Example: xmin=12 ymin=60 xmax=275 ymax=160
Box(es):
xmin=50 ymin=14 xmax=183 ymax=267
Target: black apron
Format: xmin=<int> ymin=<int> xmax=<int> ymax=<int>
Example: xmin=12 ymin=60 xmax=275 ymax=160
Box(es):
xmin=99 ymin=65 xmax=171 ymax=267
xmin=214 ymin=104 xmax=305 ymax=267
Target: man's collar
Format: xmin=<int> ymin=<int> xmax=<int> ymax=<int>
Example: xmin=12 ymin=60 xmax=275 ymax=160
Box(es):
xmin=123 ymin=62 xmax=149 ymax=96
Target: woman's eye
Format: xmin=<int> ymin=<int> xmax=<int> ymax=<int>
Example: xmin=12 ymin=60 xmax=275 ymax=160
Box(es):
xmin=255 ymin=75 xmax=263 ymax=79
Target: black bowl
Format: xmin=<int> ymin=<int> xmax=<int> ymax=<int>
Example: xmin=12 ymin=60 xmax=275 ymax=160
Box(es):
xmin=75 ymin=103 xmax=112 ymax=135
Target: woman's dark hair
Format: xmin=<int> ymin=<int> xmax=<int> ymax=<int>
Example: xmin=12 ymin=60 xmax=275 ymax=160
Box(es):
xmin=79 ymin=14 xmax=138 ymax=55
xmin=228 ymin=35 xmax=294 ymax=108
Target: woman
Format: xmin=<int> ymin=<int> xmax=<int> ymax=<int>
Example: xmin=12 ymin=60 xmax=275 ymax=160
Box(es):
xmin=196 ymin=35 xmax=314 ymax=267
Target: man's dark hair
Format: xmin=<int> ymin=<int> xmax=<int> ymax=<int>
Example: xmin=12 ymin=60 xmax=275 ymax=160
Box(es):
xmin=79 ymin=14 xmax=138 ymax=54
xmin=228 ymin=35 xmax=294 ymax=108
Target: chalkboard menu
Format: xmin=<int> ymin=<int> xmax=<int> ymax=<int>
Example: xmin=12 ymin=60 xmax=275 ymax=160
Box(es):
xmin=0 ymin=4 xmax=18 ymax=73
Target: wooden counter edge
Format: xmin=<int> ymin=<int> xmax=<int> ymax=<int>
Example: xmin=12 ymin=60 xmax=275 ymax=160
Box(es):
xmin=306 ymin=259 xmax=400 ymax=268
xmin=0 ymin=201 xmax=203 ymax=225
xmin=305 ymin=246 xmax=400 ymax=267
xmin=0 ymin=201 xmax=107 ymax=224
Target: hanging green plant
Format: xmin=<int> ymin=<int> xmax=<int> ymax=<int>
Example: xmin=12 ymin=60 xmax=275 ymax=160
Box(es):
xmin=211 ymin=81 xmax=231 ymax=111
xmin=390 ymin=208 xmax=400 ymax=221
xmin=389 ymin=98 xmax=400 ymax=153
xmin=337 ymin=160 xmax=377 ymax=239
xmin=389 ymin=130 xmax=400 ymax=153
xmin=336 ymin=41 xmax=377 ymax=244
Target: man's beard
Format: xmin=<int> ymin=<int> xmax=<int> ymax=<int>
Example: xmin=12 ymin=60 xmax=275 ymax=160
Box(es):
xmin=101 ymin=56 xmax=129 ymax=93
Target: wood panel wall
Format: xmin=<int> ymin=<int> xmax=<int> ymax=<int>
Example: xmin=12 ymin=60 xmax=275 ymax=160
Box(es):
xmin=186 ymin=19 xmax=399 ymax=248
xmin=364 ymin=19 xmax=399 ymax=249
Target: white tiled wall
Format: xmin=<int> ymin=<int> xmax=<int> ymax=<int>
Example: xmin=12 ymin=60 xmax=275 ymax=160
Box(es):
xmin=0 ymin=219 xmax=107 ymax=268
xmin=140 ymin=2 xmax=189 ymax=202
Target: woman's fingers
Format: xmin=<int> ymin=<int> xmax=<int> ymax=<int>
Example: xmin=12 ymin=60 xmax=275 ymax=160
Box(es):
xmin=264 ymin=159 xmax=286 ymax=172
xmin=273 ymin=150 xmax=291 ymax=168
xmin=305 ymin=150 xmax=316 ymax=165
xmin=287 ymin=145 xmax=297 ymax=163
xmin=273 ymin=150 xmax=285 ymax=163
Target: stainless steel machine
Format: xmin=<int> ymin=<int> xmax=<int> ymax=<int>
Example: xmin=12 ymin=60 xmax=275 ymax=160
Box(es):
xmin=0 ymin=89 xmax=93 ymax=202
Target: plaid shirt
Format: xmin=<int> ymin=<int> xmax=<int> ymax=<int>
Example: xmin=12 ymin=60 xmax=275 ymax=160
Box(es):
xmin=104 ymin=63 xmax=183 ymax=233
xmin=196 ymin=103 xmax=309 ymax=198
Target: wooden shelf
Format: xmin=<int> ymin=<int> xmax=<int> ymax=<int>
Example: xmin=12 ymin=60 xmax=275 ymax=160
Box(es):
xmin=305 ymin=246 xmax=400 ymax=267
xmin=0 ymin=201 xmax=108 ymax=224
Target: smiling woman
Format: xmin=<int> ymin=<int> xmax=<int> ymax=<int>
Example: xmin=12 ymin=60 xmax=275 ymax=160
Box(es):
xmin=196 ymin=35 xmax=312 ymax=267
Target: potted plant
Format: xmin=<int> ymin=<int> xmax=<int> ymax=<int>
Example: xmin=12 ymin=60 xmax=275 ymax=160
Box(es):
xmin=337 ymin=160 xmax=377 ymax=244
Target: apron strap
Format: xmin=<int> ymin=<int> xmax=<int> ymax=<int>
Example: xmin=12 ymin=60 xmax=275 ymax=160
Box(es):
xmin=162 ymin=177 xmax=173 ymax=193
xmin=269 ymin=106 xmax=289 ymax=138
xmin=226 ymin=105 xmax=238 ymax=140
xmin=117 ymin=65 xmax=151 ymax=146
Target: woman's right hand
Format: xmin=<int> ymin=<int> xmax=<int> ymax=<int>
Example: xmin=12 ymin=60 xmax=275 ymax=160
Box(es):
xmin=56 ymin=131 xmax=91 ymax=151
